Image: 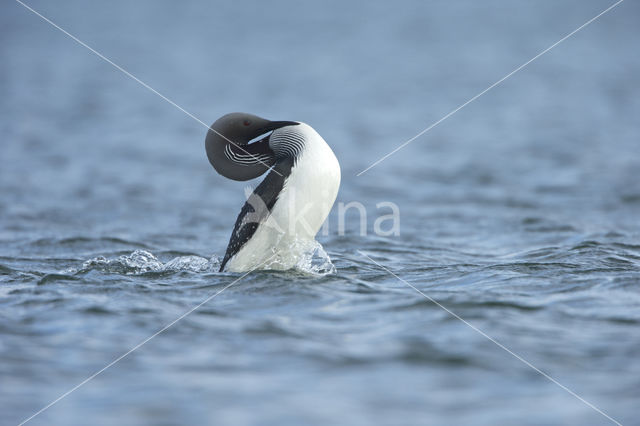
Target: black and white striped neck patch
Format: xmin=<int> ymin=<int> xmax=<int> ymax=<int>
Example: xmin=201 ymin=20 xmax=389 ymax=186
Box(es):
xmin=223 ymin=133 xmax=275 ymax=167
xmin=269 ymin=127 xmax=306 ymax=160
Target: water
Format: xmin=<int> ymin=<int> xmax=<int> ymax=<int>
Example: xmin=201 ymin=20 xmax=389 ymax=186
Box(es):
xmin=2 ymin=0 xmax=639 ymax=424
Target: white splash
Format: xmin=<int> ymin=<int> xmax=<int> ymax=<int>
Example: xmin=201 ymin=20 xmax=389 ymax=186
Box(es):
xmin=70 ymin=247 xmax=333 ymax=276
xmin=255 ymin=238 xmax=336 ymax=276
xmin=74 ymin=250 xmax=219 ymax=275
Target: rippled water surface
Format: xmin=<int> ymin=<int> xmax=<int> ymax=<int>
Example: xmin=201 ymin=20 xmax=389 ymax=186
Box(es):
xmin=2 ymin=1 xmax=640 ymax=425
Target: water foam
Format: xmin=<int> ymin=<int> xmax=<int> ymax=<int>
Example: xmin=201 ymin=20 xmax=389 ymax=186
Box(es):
xmin=74 ymin=250 xmax=219 ymax=275
xmin=71 ymin=244 xmax=335 ymax=276
xmin=292 ymin=239 xmax=336 ymax=275
xmin=257 ymin=239 xmax=336 ymax=275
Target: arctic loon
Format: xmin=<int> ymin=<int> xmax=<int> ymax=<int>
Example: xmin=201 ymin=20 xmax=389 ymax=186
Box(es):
xmin=205 ymin=113 xmax=341 ymax=272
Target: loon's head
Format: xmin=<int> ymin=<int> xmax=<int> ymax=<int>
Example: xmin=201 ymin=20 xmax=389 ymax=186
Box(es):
xmin=205 ymin=113 xmax=298 ymax=181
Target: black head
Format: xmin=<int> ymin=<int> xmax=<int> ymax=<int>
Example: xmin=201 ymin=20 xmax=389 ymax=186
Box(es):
xmin=205 ymin=113 xmax=297 ymax=181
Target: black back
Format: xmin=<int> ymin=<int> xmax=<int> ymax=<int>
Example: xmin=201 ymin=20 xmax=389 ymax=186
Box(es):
xmin=219 ymin=158 xmax=294 ymax=271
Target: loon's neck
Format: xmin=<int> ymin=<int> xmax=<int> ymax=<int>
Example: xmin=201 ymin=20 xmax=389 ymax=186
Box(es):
xmin=273 ymin=123 xmax=341 ymax=238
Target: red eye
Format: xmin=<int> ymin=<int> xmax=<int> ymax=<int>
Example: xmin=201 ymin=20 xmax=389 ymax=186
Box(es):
xmin=243 ymin=120 xmax=251 ymax=126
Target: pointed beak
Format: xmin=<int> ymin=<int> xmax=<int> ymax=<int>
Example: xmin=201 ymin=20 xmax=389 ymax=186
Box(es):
xmin=259 ymin=120 xmax=299 ymax=134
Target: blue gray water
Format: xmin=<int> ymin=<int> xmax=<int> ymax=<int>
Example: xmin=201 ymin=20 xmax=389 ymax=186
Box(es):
xmin=2 ymin=0 xmax=640 ymax=425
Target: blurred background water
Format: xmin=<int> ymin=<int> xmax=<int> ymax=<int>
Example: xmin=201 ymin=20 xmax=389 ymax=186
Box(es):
xmin=1 ymin=0 xmax=639 ymax=425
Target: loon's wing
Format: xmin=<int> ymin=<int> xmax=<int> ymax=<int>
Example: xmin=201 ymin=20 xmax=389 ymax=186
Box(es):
xmin=219 ymin=158 xmax=293 ymax=271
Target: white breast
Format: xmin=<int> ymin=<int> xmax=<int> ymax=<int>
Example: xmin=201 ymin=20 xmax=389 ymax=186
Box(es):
xmin=224 ymin=123 xmax=341 ymax=272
